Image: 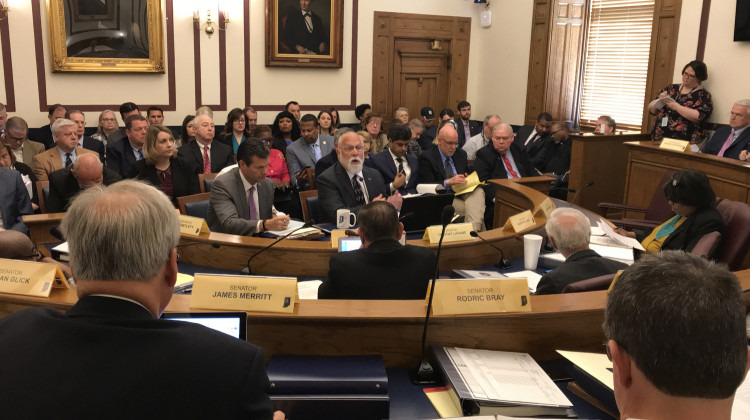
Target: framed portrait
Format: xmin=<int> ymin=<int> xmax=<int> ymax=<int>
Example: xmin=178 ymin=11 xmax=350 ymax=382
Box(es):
xmin=47 ymin=0 xmax=165 ymax=73
xmin=265 ymin=0 xmax=344 ymax=68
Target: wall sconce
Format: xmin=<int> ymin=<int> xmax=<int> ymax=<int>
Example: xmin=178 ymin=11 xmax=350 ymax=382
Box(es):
xmin=0 ymin=0 xmax=10 ymax=21
xmin=193 ymin=8 xmax=230 ymax=38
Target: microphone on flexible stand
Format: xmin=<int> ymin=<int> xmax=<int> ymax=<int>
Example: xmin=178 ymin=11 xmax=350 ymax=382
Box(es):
xmin=410 ymin=205 xmax=455 ymax=385
xmin=470 ymin=231 xmax=512 ymax=269
xmin=567 ymin=181 xmax=594 ymax=207
xmin=243 ymin=220 xmax=315 ymax=275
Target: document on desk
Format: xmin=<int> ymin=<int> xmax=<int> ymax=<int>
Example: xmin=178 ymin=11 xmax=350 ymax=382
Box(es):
xmin=556 ymin=350 xmax=613 ymax=391
xmin=597 ymin=220 xmax=645 ymax=251
xmin=590 ymin=244 xmax=634 ymax=264
xmin=503 ymin=270 xmax=543 ymax=293
xmin=446 ymin=347 xmax=572 ymax=408
xmin=732 ymin=372 xmax=750 ymax=419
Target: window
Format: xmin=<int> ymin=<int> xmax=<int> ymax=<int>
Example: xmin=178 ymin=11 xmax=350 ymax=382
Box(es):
xmin=579 ymin=0 xmax=655 ymax=130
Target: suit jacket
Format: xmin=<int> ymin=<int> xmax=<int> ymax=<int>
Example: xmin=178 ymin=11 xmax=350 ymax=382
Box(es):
xmin=366 ymin=150 xmax=420 ymax=194
xmin=318 ymin=239 xmax=436 ymax=299
xmin=0 ymin=295 xmax=274 ymax=419
xmin=701 ymin=126 xmax=750 ymax=160
xmin=417 ymin=146 xmax=469 ymax=184
xmin=29 ymin=124 xmax=55 ymax=150
xmin=81 ymin=136 xmax=106 ymax=162
xmin=286 ymin=135 xmax=334 ymax=187
xmin=130 ymin=157 xmax=199 ymax=203
xmin=514 ymin=125 xmax=550 ymax=160
xmin=314 ymin=149 xmax=338 ymax=186
xmin=0 ymin=168 xmax=33 ymax=234
xmin=47 ymin=166 xmax=122 ymax=213
xmin=661 ymin=207 xmax=725 ymax=254
xmin=533 ymin=138 xmax=572 ymax=175
xmin=455 ymin=119 xmax=482 ymax=148
xmin=106 ymin=138 xmax=142 ymax=179
xmin=206 ymin=167 xmax=274 ymax=236
xmin=535 ymin=249 xmax=628 ymax=295
xmin=317 ymin=162 xmax=388 ymax=223
xmin=474 ymin=142 xmax=536 ymax=181
xmin=284 ymin=9 xmax=328 ymax=53
xmin=31 ymin=146 xmax=97 ymax=182
xmin=19 ymin=140 xmax=45 ymax=165
xmin=418 ymin=126 xmax=436 ymax=150
xmin=177 ymin=140 xmax=235 ymax=175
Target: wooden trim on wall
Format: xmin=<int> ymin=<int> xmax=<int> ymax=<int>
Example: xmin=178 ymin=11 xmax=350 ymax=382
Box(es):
xmin=696 ymin=0 xmax=711 ymax=61
xmin=0 ymin=8 xmax=15 ymax=111
xmin=193 ymin=10 xmax=228 ymax=111
xmin=524 ymin=0 xmax=552 ymax=126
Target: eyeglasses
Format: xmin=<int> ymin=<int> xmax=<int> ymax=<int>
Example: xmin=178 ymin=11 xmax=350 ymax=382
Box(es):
xmin=235 ymin=118 xmax=246 ymax=123
xmin=101 ymin=118 xmax=116 ymax=122
xmin=341 ymin=145 xmax=364 ymax=152
xmin=682 ymin=72 xmax=697 ymax=79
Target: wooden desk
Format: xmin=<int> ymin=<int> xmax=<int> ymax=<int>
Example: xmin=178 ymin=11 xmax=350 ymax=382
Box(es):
xmin=567 ymin=132 xmax=650 ymax=214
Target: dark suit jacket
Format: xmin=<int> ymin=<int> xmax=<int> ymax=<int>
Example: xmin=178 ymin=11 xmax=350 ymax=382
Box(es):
xmin=418 ymin=126 xmax=437 ymax=150
xmin=178 ymin=140 xmax=235 ymax=175
xmin=206 ymin=167 xmax=275 ymax=236
xmin=535 ymin=249 xmax=628 ymax=295
xmin=0 ymin=168 xmax=33 ymax=234
xmin=317 ymin=162 xmax=388 ymax=223
xmin=130 ymin=157 xmax=199 ymax=204
xmin=661 ymin=207 xmax=725 ymax=254
xmin=284 ymin=9 xmax=328 ymax=53
xmin=514 ymin=125 xmax=550 ymax=160
xmin=533 ymin=138 xmax=572 ymax=175
xmin=0 ymin=295 xmax=274 ymax=419
xmin=417 ymin=146 xmax=469 ymax=184
xmin=701 ymin=126 xmax=750 ymax=160
xmin=366 ymin=150 xmax=420 ymax=194
xmin=318 ymin=239 xmax=436 ymax=299
xmin=47 ymin=166 xmax=122 ymax=213
xmin=81 ymin=136 xmax=106 ymax=162
xmin=29 ymin=124 xmax=55 ymax=150
xmin=474 ymin=142 xmax=536 ymax=181
xmin=455 ymin=119 xmax=482 ymax=148
xmin=314 ymin=149 xmax=338 ymax=186
xmin=106 ymin=138 xmax=141 ymax=179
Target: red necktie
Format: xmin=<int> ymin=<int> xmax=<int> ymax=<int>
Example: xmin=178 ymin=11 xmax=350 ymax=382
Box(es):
xmin=502 ymin=154 xmax=519 ymax=178
xmin=202 ymin=145 xmax=211 ymax=174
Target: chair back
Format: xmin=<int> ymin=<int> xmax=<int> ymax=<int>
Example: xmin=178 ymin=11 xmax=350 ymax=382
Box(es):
xmin=690 ymin=231 xmax=721 ymax=259
xmin=36 ymin=181 xmax=50 ymax=213
xmin=643 ymin=170 xmax=676 ymax=222
xmin=715 ymin=199 xmax=750 ymax=270
xmin=299 ymin=190 xmax=318 ymax=223
xmin=177 ymin=192 xmax=211 ymax=218
xmin=198 ymin=173 xmax=219 ymax=193
xmin=561 ymin=273 xmax=616 ymax=294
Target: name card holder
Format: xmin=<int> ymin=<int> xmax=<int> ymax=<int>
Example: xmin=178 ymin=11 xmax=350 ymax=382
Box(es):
xmin=659 ymin=138 xmax=691 ymax=152
xmin=502 ymin=210 xmax=536 ymax=233
xmin=0 ymin=258 xmax=68 ymax=298
xmin=428 ymin=278 xmax=531 ymax=315
xmin=534 ymin=197 xmax=556 ymax=219
xmin=329 ymin=229 xmax=349 ymax=249
xmin=423 ymin=223 xmax=474 ymax=244
xmin=190 ymin=274 xmax=297 ymax=313
xmin=179 ymin=215 xmax=210 ymax=237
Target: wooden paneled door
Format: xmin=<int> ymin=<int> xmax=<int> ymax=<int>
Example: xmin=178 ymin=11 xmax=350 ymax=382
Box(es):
xmin=393 ymin=39 xmax=450 ymax=120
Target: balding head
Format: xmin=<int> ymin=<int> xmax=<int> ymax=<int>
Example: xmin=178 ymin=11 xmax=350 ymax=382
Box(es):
xmin=483 ymin=114 xmax=502 ymax=138
xmin=490 ymin=123 xmax=515 ymax=155
xmin=436 ymin=122 xmax=459 ymax=157
xmin=545 ymin=207 xmax=591 ymax=256
xmin=0 ymin=230 xmax=38 ymax=259
xmin=193 ymin=114 xmax=215 ymax=145
xmin=72 ymin=154 xmax=104 ymax=188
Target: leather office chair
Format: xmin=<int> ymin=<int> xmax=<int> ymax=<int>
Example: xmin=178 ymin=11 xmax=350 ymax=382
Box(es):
xmin=299 ymin=190 xmax=319 ymax=223
xmin=177 ymin=192 xmax=210 ymax=219
xmin=598 ymin=170 xmax=675 ymax=231
xmin=714 ymin=199 xmax=750 ymax=271
xmin=561 ymin=273 xmax=617 ymax=294
xmin=198 ymin=173 xmax=218 ymax=193
xmin=36 ymin=181 xmax=50 ymax=214
xmin=690 ymin=231 xmax=721 ymax=259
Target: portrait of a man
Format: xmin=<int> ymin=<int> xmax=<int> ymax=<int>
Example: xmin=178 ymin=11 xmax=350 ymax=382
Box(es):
xmin=279 ymin=0 xmax=330 ymax=55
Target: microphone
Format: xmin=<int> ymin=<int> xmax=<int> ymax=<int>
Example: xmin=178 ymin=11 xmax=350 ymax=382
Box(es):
xmin=398 ymin=212 xmax=415 ymax=222
xmin=411 ymin=205 xmax=454 ymax=385
xmin=470 ymin=231 xmax=512 ymax=269
xmin=567 ymin=181 xmax=594 ymax=207
xmin=243 ymin=220 xmax=315 ymax=275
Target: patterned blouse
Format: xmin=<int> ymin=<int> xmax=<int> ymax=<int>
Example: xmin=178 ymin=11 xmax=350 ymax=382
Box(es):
xmin=650 ymin=83 xmax=713 ymax=144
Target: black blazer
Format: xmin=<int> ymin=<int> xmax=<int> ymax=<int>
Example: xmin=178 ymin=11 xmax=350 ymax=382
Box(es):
xmin=319 ymin=239 xmax=436 ymax=299
xmin=533 ymin=138 xmax=572 ymax=175
xmin=0 ymin=296 xmax=274 ymax=419
xmin=365 ymin=150 xmax=420 ymax=194
xmin=418 ymin=126 xmax=437 ymax=150
xmin=535 ymin=249 xmax=628 ymax=295
xmin=661 ymin=207 xmax=725 ymax=254
xmin=317 ymin=162 xmax=388 ymax=223
xmin=474 ymin=142 xmax=536 ymax=181
xmin=177 ymin=140 xmax=235 ymax=175
xmin=514 ymin=125 xmax=550 ymax=159
xmin=129 ymin=156 xmax=199 ymax=203
xmin=81 ymin=136 xmax=106 ymax=162
xmin=106 ymin=138 xmax=141 ymax=179
xmin=29 ymin=124 xmax=55 ymax=150
xmin=47 ymin=166 xmax=122 ymax=213
xmin=418 ymin=146 xmax=469 ymax=184
xmin=701 ymin=126 xmax=750 ymax=160
xmin=314 ymin=149 xmax=338 ymax=186
xmin=455 ymin=119 xmax=482 ymax=148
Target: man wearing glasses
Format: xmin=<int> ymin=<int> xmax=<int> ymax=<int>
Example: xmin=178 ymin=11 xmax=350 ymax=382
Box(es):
xmin=1 ymin=117 xmax=45 ymax=165
xmin=703 ymin=99 xmax=750 ymax=160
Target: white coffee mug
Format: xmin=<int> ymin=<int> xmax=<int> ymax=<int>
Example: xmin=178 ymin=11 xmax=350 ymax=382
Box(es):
xmin=336 ymin=209 xmax=357 ymax=229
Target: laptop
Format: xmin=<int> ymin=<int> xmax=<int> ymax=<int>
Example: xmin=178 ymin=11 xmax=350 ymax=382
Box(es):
xmin=161 ymin=312 xmax=247 ymax=340
xmin=399 ymin=192 xmax=456 ymax=233
xmin=338 ymin=236 xmax=362 ymax=252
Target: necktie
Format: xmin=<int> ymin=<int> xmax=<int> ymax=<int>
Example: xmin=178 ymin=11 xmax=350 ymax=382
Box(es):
xmin=463 ymin=122 xmax=471 ymax=143
xmin=444 ymin=157 xmax=454 ymax=178
xmin=65 ymin=153 xmax=73 ymax=168
xmin=313 ymin=143 xmax=321 ymax=161
xmin=304 ymin=13 xmax=313 ymax=33
xmin=202 ymin=145 xmax=211 ymax=174
xmin=502 ymin=154 xmax=519 ymax=178
xmin=396 ymin=157 xmax=404 ymax=175
xmin=716 ymin=129 xmax=736 ymax=157
xmin=352 ymin=176 xmax=365 ymax=205
xmin=136 ymin=149 xmax=144 ymax=160
xmin=525 ymin=133 xmax=538 ymax=149
xmin=248 ymin=186 xmax=258 ymax=220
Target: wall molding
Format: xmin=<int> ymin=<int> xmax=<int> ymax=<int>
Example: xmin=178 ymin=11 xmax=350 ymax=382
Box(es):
xmin=194 ymin=10 xmax=228 ymax=111
xmin=0 ymin=9 xmax=16 ymax=111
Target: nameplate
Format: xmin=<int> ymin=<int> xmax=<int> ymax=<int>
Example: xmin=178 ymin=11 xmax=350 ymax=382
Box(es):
xmin=659 ymin=138 xmax=690 ymax=152
xmin=0 ymin=258 xmax=68 ymax=297
xmin=179 ymin=215 xmax=210 ymax=237
xmin=423 ymin=223 xmax=474 ymax=244
xmin=330 ymin=229 xmax=348 ymax=249
xmin=534 ymin=197 xmax=556 ymax=219
xmin=429 ymin=278 xmax=531 ymax=315
xmin=190 ymin=274 xmax=297 ymax=313
xmin=502 ymin=210 xmax=536 ymax=232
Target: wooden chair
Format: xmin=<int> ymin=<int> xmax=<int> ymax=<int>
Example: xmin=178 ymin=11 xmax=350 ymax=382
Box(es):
xmin=198 ymin=173 xmax=219 ymax=193
xmin=299 ymin=190 xmax=318 ymax=223
xmin=177 ymin=192 xmax=211 ymax=218
xmin=36 ymin=181 xmax=50 ymax=214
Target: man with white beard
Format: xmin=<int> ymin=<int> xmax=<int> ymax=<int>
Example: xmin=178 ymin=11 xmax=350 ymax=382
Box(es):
xmin=318 ymin=131 xmax=402 ymax=223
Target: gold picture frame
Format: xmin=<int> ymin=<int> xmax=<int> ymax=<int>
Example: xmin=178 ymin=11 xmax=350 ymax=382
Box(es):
xmin=47 ymin=0 xmax=165 ymax=73
xmin=265 ymin=0 xmax=343 ymax=68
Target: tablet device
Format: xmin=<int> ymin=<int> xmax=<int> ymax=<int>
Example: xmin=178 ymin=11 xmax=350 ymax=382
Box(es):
xmin=161 ymin=312 xmax=247 ymax=340
xmin=338 ymin=237 xmax=362 ymax=252
xmin=400 ymin=192 xmax=456 ymax=233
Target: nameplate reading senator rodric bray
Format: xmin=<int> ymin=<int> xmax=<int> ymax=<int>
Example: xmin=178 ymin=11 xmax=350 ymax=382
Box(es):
xmin=428 ymin=278 xmax=531 ymax=315
xmin=0 ymin=258 xmax=68 ymax=297
xmin=423 ymin=223 xmax=474 ymax=244
xmin=190 ymin=274 xmax=297 ymax=313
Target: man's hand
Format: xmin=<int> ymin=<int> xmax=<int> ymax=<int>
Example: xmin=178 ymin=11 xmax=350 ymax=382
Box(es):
xmin=318 ymin=43 xmax=326 ymax=54
xmin=271 ymin=178 xmax=284 ymax=189
xmin=264 ymin=214 xmax=291 ymax=231
xmin=740 ymin=150 xmax=750 ymax=161
xmin=393 ymin=172 xmax=406 ymax=189
xmin=446 ymin=174 xmax=467 ymax=187
xmin=273 ymin=411 xmax=286 ymax=420
xmin=295 ymin=168 xmax=313 ymax=185
xmin=386 ymin=191 xmax=403 ymax=209
xmin=295 ymin=45 xmax=306 ymax=54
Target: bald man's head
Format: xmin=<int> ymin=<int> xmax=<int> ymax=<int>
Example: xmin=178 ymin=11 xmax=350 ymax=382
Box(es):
xmin=72 ymin=154 xmax=104 ymax=188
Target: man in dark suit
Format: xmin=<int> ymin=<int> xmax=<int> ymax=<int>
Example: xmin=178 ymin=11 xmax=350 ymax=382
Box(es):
xmin=318 ymin=131 xmax=401 ymax=223
xmin=703 ymin=99 xmax=750 ymax=160
xmin=206 ymin=140 xmax=290 ymax=236
xmin=418 ymin=107 xmax=437 ymax=150
xmin=455 ymin=100 xmax=482 ymax=148
xmin=0 ymin=167 xmax=32 ymax=234
xmin=514 ymin=112 xmax=553 ymax=161
xmin=287 ymin=114 xmax=334 ymax=189
xmin=178 ymin=114 xmax=234 ymax=175
xmin=533 ymin=121 xmax=572 ymax=199
xmin=67 ymin=110 xmax=105 ymax=161
xmin=366 ymin=122 xmax=419 ymax=194
xmin=535 ymin=208 xmax=628 ymax=295
xmin=284 ymin=0 xmax=329 ymax=54
xmin=106 ymin=114 xmax=148 ymax=178
xmin=0 ymin=180 xmax=282 ymax=419
xmin=29 ymin=103 xmax=66 ymax=150
xmin=319 ymin=201 xmax=436 ymax=299
xmin=47 ymin=154 xmax=122 ymax=213
xmin=419 ymin=122 xmax=484 ymax=231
